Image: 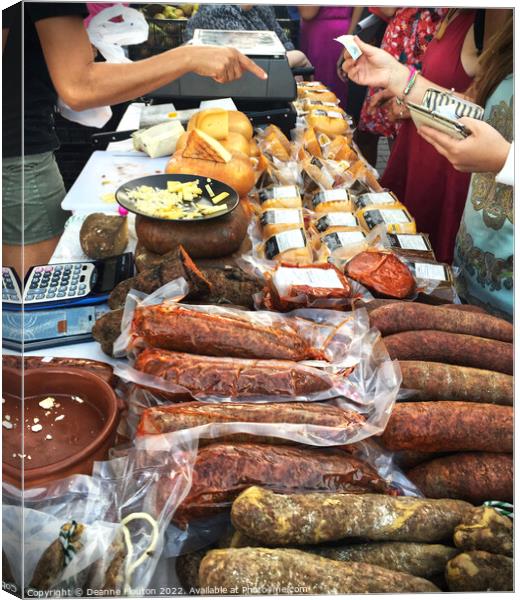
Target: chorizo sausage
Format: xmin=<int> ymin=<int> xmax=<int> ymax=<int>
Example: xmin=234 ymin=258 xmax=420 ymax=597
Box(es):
xmin=407 ymin=452 xmax=513 ymax=504
xmin=230 ymin=486 xmax=472 ymax=546
xmin=133 ymin=348 xmax=334 ymax=398
xmin=199 ymin=548 xmax=440 ymax=594
xmin=399 ymin=361 xmax=513 ymax=405
xmin=315 ymin=542 xmax=459 ymax=579
xmin=380 ymin=402 xmax=513 ymax=453
xmin=384 ymin=331 xmax=513 ymax=375
xmin=137 ymin=401 xmax=365 ymax=442
xmin=345 ymin=251 xmax=416 ymax=299
xmin=132 ymin=304 xmax=321 ymax=361
xmin=370 ymin=302 xmax=512 ymax=341
xmin=454 ymin=506 xmax=512 ymax=557
xmin=446 ymin=551 xmax=513 ymax=591
xmin=161 ymin=444 xmax=395 ymax=525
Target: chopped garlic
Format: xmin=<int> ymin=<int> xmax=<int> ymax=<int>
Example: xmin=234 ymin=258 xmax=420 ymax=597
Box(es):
xmin=31 ymin=424 xmax=43 ymax=432
xmin=39 ymin=397 xmax=55 ymax=410
xmin=55 ymin=415 xmax=65 ymax=421
xmin=45 ymin=434 xmax=53 ymax=440
xmin=33 ymin=417 xmax=40 ymax=424
xmin=5 ymin=415 xmax=10 ymax=421
xmin=2 ymin=421 xmax=13 ymax=430
xmin=72 ymin=396 xmax=84 ymax=404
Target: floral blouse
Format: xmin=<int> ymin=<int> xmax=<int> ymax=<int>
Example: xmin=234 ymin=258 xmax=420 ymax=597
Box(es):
xmin=358 ymin=8 xmax=448 ymax=137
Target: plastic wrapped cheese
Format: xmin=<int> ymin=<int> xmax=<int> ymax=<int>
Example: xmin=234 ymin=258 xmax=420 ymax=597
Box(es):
xmin=262 ymin=228 xmax=313 ymax=264
xmin=312 ymin=189 xmax=353 ymax=213
xmin=354 ymin=191 xmax=402 ymax=211
xmin=260 ymin=208 xmax=304 ymax=239
xmin=316 ymin=229 xmax=368 ymax=261
xmin=312 ymin=212 xmax=360 ymax=235
xmin=258 ymin=185 xmax=302 ymax=210
xmin=357 ymin=206 xmax=416 ymax=234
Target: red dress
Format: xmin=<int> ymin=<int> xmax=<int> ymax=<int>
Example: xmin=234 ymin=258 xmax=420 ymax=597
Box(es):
xmin=380 ymin=11 xmax=475 ymax=263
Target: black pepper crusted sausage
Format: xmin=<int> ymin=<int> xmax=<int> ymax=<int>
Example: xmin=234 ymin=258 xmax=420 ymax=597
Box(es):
xmin=230 ymin=487 xmax=472 ymax=546
xmin=369 ymin=303 xmax=513 ymax=341
xmin=384 ymin=331 xmax=513 ymax=375
xmin=407 ymin=452 xmax=513 ymax=504
xmin=399 ymin=361 xmax=513 ymax=405
xmin=380 ymin=402 xmax=513 ymax=453
xmin=198 ymin=548 xmax=440 ymax=594
xmin=315 ymin=542 xmax=459 ymax=579
xmin=454 ymin=506 xmax=512 ymax=557
xmin=446 ymin=551 xmax=513 ymax=592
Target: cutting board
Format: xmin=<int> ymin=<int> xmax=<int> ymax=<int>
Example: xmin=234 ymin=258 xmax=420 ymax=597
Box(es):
xmin=61 ymin=150 xmax=170 ymax=213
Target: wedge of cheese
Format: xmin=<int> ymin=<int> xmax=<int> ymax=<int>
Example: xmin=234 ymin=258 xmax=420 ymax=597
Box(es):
xmin=182 ymin=129 xmax=232 ymax=163
xmin=188 ymin=109 xmax=230 ymax=140
xmin=133 ymin=120 xmax=185 ymax=158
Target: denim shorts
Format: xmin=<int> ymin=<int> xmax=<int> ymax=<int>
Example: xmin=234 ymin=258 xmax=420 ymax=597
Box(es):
xmin=2 ymin=151 xmax=69 ymax=245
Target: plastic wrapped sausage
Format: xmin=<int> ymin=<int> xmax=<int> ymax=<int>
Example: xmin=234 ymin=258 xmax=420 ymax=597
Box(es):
xmin=345 ymin=251 xmax=416 ymax=299
xmin=131 ymin=304 xmax=321 ymax=361
xmin=380 ymin=402 xmax=513 ymax=453
xmin=136 ymin=401 xmax=366 ymax=443
xmin=133 ymin=348 xmax=335 ymax=399
xmin=231 ymin=487 xmax=472 ymax=546
xmin=159 ymin=444 xmax=396 ymax=525
xmin=198 ymin=547 xmax=440 ymax=593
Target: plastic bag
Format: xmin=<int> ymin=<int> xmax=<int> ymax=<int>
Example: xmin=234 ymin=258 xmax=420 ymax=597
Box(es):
xmin=58 ymin=6 xmax=148 ymax=128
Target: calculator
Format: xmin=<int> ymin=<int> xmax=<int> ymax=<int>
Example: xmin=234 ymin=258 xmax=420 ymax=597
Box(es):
xmin=24 ymin=262 xmax=95 ymax=304
xmin=2 ymin=267 xmax=23 ymax=304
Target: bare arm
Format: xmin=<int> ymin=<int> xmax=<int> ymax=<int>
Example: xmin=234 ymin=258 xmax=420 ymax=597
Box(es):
xmin=298 ymin=7 xmax=320 ymax=21
xmin=347 ymin=7 xmax=364 ymax=35
xmin=36 ymin=16 xmax=266 ymax=111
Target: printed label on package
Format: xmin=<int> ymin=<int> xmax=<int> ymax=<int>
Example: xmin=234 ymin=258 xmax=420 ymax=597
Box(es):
xmin=391 ymin=233 xmax=430 ymax=252
xmin=265 ymin=228 xmax=307 ymax=260
xmin=323 ymin=230 xmax=366 ymax=251
xmin=316 ymin=212 xmax=358 ymax=232
xmin=261 ymin=209 xmax=302 ymax=226
xmin=355 ymin=192 xmax=397 ymax=209
xmin=414 ymin=262 xmax=449 ymax=281
xmin=274 ymin=266 xmax=344 ymax=290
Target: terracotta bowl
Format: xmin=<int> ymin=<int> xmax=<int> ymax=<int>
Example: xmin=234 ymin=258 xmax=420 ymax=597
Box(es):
xmin=2 ymin=366 xmax=123 ymax=489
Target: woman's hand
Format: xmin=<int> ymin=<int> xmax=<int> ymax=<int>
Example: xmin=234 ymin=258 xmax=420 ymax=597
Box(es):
xmin=187 ymin=46 xmax=267 ymax=83
xmin=367 ymin=89 xmax=410 ymax=121
xmin=341 ymin=36 xmax=408 ymax=92
xmin=336 ymin=51 xmax=349 ymax=82
xmin=417 ymin=117 xmax=511 ymax=173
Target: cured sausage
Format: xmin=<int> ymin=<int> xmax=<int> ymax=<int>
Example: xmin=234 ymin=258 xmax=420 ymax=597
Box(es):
xmin=198 ymin=548 xmax=440 ymax=594
xmin=132 ymin=304 xmax=321 ymax=361
xmin=407 ymin=452 xmax=513 ymax=504
xmin=92 ymin=309 xmax=124 ymax=357
xmin=384 ymin=331 xmax=513 ymax=375
xmin=315 ymin=542 xmax=459 ymax=579
xmin=175 ymin=549 xmax=207 ymax=592
xmin=160 ymin=444 xmax=395 ymax=525
xmin=108 ymin=245 xmax=211 ymax=310
xmin=454 ymin=506 xmax=512 ymax=557
xmin=399 ymin=361 xmax=513 ymax=405
xmin=137 ymin=401 xmax=365 ymax=441
xmin=446 ymin=551 xmax=513 ymax=592
xmin=133 ymin=348 xmax=334 ymax=398
xmin=230 ymin=486 xmax=471 ymax=546
xmin=442 ymin=304 xmax=488 ymax=314
xmin=345 ymin=251 xmax=416 ymax=299
xmin=380 ymin=402 xmax=513 ymax=453
xmin=369 ymin=302 xmax=513 ymax=341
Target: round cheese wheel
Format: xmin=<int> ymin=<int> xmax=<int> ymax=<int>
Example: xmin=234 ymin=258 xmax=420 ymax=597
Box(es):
xmin=165 ymin=150 xmax=256 ymax=197
xmin=228 ymin=111 xmax=254 ymax=139
xmin=136 ymin=200 xmax=250 ymax=258
xmin=221 ymin=132 xmax=250 ymax=156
